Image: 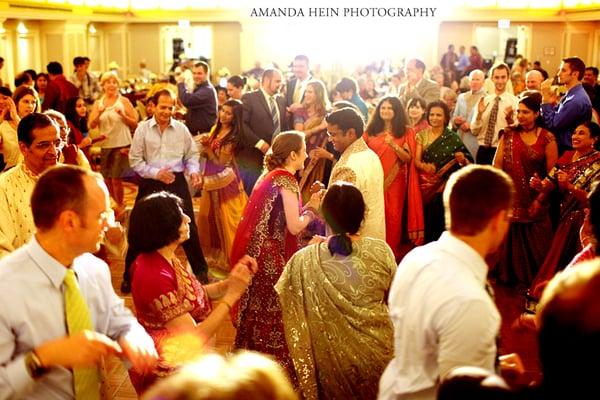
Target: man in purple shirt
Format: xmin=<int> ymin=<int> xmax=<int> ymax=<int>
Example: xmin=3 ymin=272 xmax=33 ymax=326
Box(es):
xmin=541 ymin=56 xmax=592 ymax=154
xmin=177 ymin=61 xmax=218 ymax=136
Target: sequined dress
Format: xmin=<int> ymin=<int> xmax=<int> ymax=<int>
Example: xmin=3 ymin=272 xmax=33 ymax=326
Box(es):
xmin=230 ymin=169 xmax=300 ymax=385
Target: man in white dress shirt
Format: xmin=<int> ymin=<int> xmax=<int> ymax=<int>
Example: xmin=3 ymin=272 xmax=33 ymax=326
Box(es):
xmin=0 ymin=165 xmax=156 ymax=399
xmin=378 ymin=165 xmax=514 ymax=400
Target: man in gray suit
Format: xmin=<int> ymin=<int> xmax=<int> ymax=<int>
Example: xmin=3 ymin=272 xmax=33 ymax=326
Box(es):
xmin=398 ymin=58 xmax=440 ymax=106
xmin=238 ymin=68 xmax=288 ymax=195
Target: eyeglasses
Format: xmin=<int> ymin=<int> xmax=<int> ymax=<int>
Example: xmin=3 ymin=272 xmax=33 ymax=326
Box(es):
xmin=32 ymin=139 xmax=65 ymax=152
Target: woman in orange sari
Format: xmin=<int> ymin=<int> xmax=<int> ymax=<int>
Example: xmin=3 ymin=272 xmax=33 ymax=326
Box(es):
xmin=364 ymin=96 xmax=424 ymax=259
xmin=293 ymin=80 xmax=331 ymax=201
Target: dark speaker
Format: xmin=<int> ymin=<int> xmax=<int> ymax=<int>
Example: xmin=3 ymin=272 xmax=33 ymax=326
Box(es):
xmin=504 ymin=38 xmax=518 ymax=68
xmin=173 ymin=38 xmax=185 ymax=60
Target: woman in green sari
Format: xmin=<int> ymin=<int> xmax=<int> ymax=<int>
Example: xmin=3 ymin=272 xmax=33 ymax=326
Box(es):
xmin=275 ymin=182 xmax=396 ymax=400
xmin=415 ymin=100 xmax=473 ymax=242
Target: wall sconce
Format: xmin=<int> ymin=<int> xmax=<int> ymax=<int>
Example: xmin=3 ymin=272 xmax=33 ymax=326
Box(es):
xmin=89 ymin=24 xmax=97 ymax=34
xmin=17 ymin=22 xmax=28 ymax=35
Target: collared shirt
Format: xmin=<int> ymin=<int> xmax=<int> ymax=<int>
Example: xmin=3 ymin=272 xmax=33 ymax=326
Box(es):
xmin=378 ymin=232 xmax=500 ymax=400
xmin=69 ymin=72 xmax=101 ymax=103
xmin=0 ymin=163 xmax=38 ymax=259
xmin=471 ymin=91 xmax=518 ymax=147
xmin=541 ymin=83 xmax=592 ymax=150
xmin=129 ymin=116 xmax=200 ymax=180
xmin=254 ymin=88 xmax=283 ymax=151
xmin=329 ymin=137 xmax=385 ymax=241
xmin=452 ymin=89 xmax=486 ymax=157
xmin=177 ymin=81 xmax=217 ymax=135
xmin=0 ymin=237 xmax=151 ymax=399
xmin=292 ymin=76 xmax=311 ymax=104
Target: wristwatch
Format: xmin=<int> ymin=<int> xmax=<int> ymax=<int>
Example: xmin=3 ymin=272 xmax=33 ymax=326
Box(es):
xmin=25 ymin=350 xmax=47 ymax=379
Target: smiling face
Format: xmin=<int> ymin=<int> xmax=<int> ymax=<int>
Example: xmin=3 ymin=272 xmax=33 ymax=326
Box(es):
xmin=154 ymin=94 xmax=175 ymax=126
xmin=74 ymin=176 xmax=111 ymax=254
xmin=327 ymin=123 xmax=355 ymax=153
xmin=192 ymin=66 xmax=207 ymax=86
xmin=427 ymin=106 xmax=446 ymax=129
xmin=219 ymin=104 xmax=234 ymax=126
xmin=492 ymin=67 xmax=509 ymax=93
xmin=408 ymin=102 xmax=425 ymax=122
xmin=177 ymin=208 xmax=191 ymax=244
xmin=20 ymin=124 xmax=61 ymax=175
xmin=379 ymin=100 xmax=395 ymax=123
xmin=102 ymin=76 xmax=119 ymax=95
xmin=571 ymin=124 xmax=598 ymax=151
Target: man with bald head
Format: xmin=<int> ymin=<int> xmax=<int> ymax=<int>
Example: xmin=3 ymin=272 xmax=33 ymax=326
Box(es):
xmin=452 ymin=69 xmax=486 ymax=157
xmin=525 ymin=69 xmax=544 ymax=91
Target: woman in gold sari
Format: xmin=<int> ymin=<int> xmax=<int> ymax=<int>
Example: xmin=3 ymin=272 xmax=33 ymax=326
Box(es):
xmin=197 ymin=99 xmax=248 ymax=278
xmin=276 ymin=182 xmax=396 ymax=400
xmin=293 ymin=80 xmax=331 ymax=201
xmin=415 ymin=100 xmax=473 ymax=242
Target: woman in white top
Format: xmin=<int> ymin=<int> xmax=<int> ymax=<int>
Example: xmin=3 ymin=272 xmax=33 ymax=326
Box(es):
xmin=89 ymin=71 xmax=138 ymax=217
xmin=0 ymin=86 xmax=38 ymax=171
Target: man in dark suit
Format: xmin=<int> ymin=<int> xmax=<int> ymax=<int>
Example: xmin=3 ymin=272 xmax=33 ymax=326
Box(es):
xmin=239 ymin=68 xmax=287 ymax=195
xmin=398 ymin=58 xmax=440 ymax=107
xmin=285 ymin=55 xmax=311 ymax=109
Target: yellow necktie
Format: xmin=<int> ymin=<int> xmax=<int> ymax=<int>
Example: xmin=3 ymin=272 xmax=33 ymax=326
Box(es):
xmin=63 ymin=269 xmax=100 ymax=400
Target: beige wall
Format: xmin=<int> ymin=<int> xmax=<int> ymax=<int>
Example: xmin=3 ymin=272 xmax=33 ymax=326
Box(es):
xmin=128 ymin=23 xmax=161 ymax=76
xmin=212 ymin=22 xmax=241 ymax=76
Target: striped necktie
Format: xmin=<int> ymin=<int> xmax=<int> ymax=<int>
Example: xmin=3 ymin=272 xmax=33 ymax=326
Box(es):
xmin=269 ymin=96 xmax=281 ymax=137
xmin=63 ymin=269 xmax=100 ymax=400
xmin=483 ymin=96 xmax=501 ymax=147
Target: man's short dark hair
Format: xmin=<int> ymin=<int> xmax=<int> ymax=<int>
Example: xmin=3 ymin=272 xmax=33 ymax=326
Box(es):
xmin=325 ymin=107 xmax=364 ymax=137
xmin=585 ymin=66 xmax=599 ymax=78
xmin=193 ymin=61 xmax=209 ymax=73
xmin=128 ymin=191 xmax=184 ymax=253
xmin=563 ymin=56 xmax=586 ymax=81
xmin=152 ymin=89 xmax=175 ymax=105
xmin=17 ymin=113 xmax=57 ymax=147
xmin=14 ymin=71 xmax=33 ymax=88
xmin=294 ymin=54 xmax=309 ymax=65
xmin=411 ymin=59 xmax=426 ymax=73
xmin=0 ymin=86 xmax=12 ymax=97
xmin=73 ymin=56 xmax=85 ymax=67
xmin=444 ymin=165 xmax=514 ymax=236
xmin=31 ymin=165 xmax=94 ymax=231
xmin=335 ymin=77 xmax=358 ymax=95
xmin=261 ymin=68 xmax=281 ymax=83
xmin=46 ymin=61 xmax=63 ymax=75
xmin=491 ymin=63 xmax=510 ymax=77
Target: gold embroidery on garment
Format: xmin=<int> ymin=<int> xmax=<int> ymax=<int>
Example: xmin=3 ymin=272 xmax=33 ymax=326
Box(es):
xmin=144 ymin=258 xmax=199 ymax=329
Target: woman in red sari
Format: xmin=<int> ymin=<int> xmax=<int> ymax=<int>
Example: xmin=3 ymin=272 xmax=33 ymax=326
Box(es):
xmin=493 ymin=91 xmax=558 ymax=286
xmin=525 ymin=121 xmax=600 ymax=310
xmin=230 ymin=131 xmax=323 ymax=385
xmin=127 ymin=191 xmax=257 ymax=394
xmin=364 ymin=96 xmax=424 ymax=259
